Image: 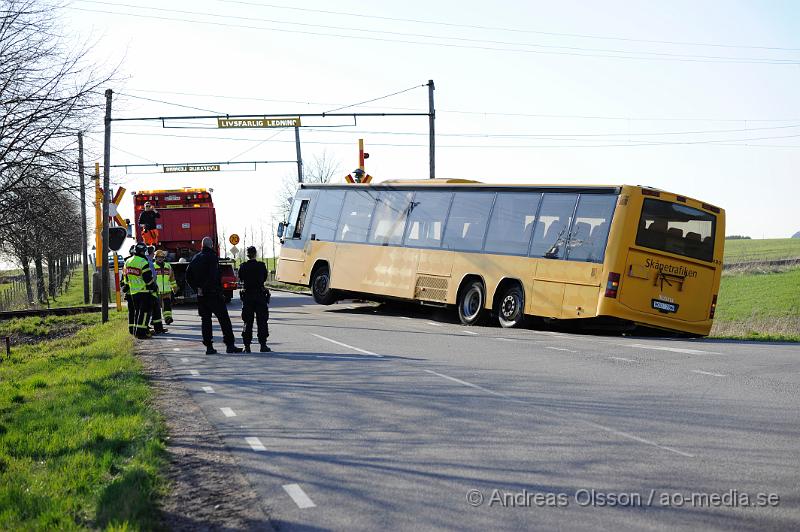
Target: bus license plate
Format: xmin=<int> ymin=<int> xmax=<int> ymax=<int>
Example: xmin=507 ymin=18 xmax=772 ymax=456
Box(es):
xmin=652 ymin=299 xmax=679 ymax=313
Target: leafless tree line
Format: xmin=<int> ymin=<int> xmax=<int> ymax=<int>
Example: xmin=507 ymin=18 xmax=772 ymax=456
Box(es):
xmin=0 ymin=0 xmax=114 ymax=305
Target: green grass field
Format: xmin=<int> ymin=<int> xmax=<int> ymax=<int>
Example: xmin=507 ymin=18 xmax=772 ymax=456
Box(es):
xmin=711 ymin=267 xmax=800 ymax=341
xmin=724 ymin=238 xmax=800 ymax=264
xmin=0 ymin=312 xmax=165 ymax=529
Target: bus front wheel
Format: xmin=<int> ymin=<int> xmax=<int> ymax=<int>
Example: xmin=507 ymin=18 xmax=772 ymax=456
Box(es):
xmin=496 ymin=285 xmax=524 ymax=328
xmin=458 ymin=280 xmax=485 ymax=325
xmin=311 ymin=265 xmax=337 ymax=305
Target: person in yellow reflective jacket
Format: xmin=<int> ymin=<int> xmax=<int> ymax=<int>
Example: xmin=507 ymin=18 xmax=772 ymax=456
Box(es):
xmin=154 ymin=250 xmax=178 ymax=325
xmin=124 ymin=242 xmax=158 ymax=339
xmin=121 ymin=244 xmax=136 ymax=335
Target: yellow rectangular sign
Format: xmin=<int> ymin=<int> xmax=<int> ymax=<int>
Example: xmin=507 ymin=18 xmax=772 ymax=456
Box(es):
xmin=163 ymin=164 xmax=221 ymax=173
xmin=217 ymin=117 xmax=301 ymax=128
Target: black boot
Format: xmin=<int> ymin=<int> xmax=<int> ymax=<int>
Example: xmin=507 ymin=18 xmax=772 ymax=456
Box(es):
xmin=260 ymin=343 xmax=271 ymax=353
xmin=244 ymin=344 xmax=251 ymax=353
xmin=226 ymin=344 xmax=243 ymax=353
xmin=206 ymin=344 xmax=217 ymax=355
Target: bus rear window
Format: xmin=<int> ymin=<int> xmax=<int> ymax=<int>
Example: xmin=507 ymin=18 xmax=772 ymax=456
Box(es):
xmin=636 ymin=199 xmax=715 ymax=262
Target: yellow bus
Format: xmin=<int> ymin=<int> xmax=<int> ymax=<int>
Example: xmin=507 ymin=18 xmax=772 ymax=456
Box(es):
xmin=277 ymin=180 xmax=725 ymax=336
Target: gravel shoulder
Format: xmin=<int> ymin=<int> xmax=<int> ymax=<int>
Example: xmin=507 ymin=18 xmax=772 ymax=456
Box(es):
xmin=136 ymin=342 xmax=275 ymax=531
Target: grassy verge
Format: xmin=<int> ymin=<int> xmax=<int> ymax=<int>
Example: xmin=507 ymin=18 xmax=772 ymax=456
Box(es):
xmin=724 ymin=238 xmax=800 ymax=264
xmin=711 ymin=267 xmax=800 ymax=341
xmin=0 ymin=312 xmax=165 ymax=530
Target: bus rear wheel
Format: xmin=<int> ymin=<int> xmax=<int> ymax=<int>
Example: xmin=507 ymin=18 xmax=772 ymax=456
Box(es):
xmin=496 ymin=285 xmax=524 ymax=328
xmin=311 ymin=265 xmax=337 ymax=305
xmin=458 ymin=280 xmax=485 ymax=326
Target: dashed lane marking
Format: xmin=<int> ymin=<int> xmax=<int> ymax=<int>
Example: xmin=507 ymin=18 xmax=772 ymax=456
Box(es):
xmin=283 ymin=483 xmax=316 ymax=509
xmin=495 ymin=337 xmax=515 ymax=342
xmin=245 ymin=436 xmax=266 ymax=451
xmin=609 ymin=356 xmax=636 ymax=362
xmin=462 ymin=330 xmax=479 ymax=335
xmin=221 ymin=407 xmax=236 ymax=417
xmin=172 ymin=348 xmax=181 ymax=352
xmin=424 ymin=369 xmax=517 ymax=400
xmin=311 ymin=333 xmax=384 ymax=358
xmin=426 ymin=321 xmax=443 ymax=327
xmin=545 ymin=346 xmax=575 ymax=352
xmin=691 ymin=369 xmax=726 ymax=378
xmin=400 ymin=316 xmax=412 ymax=320
xmin=202 ymin=386 xmax=215 ymax=394
xmin=181 ymin=357 xmax=189 ymax=363
xmin=627 ymin=343 xmax=721 ymax=355
xmin=189 ymin=370 xmax=199 ymax=376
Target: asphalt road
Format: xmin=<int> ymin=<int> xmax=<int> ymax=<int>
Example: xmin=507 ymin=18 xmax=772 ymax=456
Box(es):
xmin=150 ymin=292 xmax=800 ymax=531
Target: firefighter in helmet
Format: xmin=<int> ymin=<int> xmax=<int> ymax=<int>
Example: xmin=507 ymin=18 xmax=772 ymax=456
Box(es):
xmin=124 ymin=243 xmax=157 ymax=339
xmin=154 ymin=249 xmax=177 ymax=325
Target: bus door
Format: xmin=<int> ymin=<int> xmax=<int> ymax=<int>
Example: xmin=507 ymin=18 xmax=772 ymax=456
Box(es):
xmin=618 ymin=199 xmax=717 ymax=322
xmin=278 ymin=190 xmax=315 ymax=284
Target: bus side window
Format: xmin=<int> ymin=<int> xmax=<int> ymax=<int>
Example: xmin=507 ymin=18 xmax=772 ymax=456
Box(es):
xmin=403 ymin=192 xmax=453 ymax=248
xmin=529 ymin=194 xmax=578 ymax=259
xmin=484 ymin=192 xmax=542 ymax=256
xmin=566 ymin=194 xmax=617 ymax=262
xmin=308 ymin=190 xmax=345 ymax=241
xmin=337 ymin=190 xmax=377 ymax=243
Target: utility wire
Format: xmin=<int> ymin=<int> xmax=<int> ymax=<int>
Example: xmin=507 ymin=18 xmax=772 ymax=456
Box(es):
xmin=324 ymin=84 xmax=427 ymax=114
xmin=117 ymin=91 xmax=225 ymax=114
xmin=67 ymin=5 xmax=800 ymax=65
xmin=211 ymin=0 xmax=800 ymax=53
xmin=73 ymin=0 xmax=798 ymax=64
xmin=226 ymin=128 xmax=287 ymax=161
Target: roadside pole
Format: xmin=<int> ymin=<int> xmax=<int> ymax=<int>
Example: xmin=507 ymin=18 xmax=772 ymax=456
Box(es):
xmin=295 ymin=126 xmax=303 ymax=183
xmin=428 ymin=79 xmax=435 ymax=179
xmin=101 ymin=89 xmax=113 ymax=323
xmin=78 ymin=133 xmax=89 ymax=304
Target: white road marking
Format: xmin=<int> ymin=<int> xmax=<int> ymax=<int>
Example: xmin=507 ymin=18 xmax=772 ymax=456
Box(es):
xmin=581 ymin=420 xmax=695 ymax=458
xmin=283 ymin=483 xmax=316 ymax=509
xmin=545 ymin=346 xmax=575 ymax=352
xmin=221 ymin=407 xmax=236 ymax=417
xmin=426 ymin=321 xmax=442 ymax=327
xmin=245 ymin=436 xmax=266 ymax=451
xmin=167 ymin=338 xmax=174 ymax=342
xmin=462 ymin=330 xmax=479 ymax=335
xmin=424 ymin=369 xmax=515 ymax=400
xmin=495 ymin=337 xmax=515 ymax=342
xmin=400 ymin=316 xmax=412 ymax=320
xmin=181 ymin=357 xmax=189 ymax=363
xmin=424 ymin=370 xmax=693 ymax=457
xmin=627 ymin=343 xmax=720 ymax=355
xmin=691 ymin=370 xmax=726 ymax=378
xmin=202 ymin=386 xmax=215 ymax=394
xmin=172 ymin=348 xmax=181 ymax=352
xmin=609 ymin=356 xmax=636 ymax=362
xmin=189 ymin=370 xmax=199 ymax=376
xmin=311 ymin=333 xmax=383 ymax=357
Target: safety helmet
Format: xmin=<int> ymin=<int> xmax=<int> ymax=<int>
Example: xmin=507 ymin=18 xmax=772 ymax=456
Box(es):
xmin=134 ymin=242 xmax=148 ymax=255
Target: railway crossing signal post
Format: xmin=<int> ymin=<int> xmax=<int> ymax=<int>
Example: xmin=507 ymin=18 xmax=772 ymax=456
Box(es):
xmin=101 ymin=89 xmax=112 ymax=323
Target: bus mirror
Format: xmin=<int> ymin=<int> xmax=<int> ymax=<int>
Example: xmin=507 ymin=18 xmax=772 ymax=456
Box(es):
xmin=276 ymin=222 xmax=285 ymax=238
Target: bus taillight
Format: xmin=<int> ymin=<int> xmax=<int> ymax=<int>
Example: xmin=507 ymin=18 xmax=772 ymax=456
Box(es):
xmin=709 ymin=294 xmax=718 ymax=319
xmin=605 ymin=272 xmax=621 ymax=298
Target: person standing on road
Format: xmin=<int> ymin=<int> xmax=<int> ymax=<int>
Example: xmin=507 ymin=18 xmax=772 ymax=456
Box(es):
xmin=139 ymin=202 xmax=161 ymax=246
xmin=238 ymin=246 xmax=271 ymax=353
xmin=121 ymin=244 xmax=136 ymax=335
xmin=124 ymin=242 xmax=157 ymax=339
xmin=154 ymin=250 xmax=177 ymax=325
xmin=186 ymin=236 xmax=242 ymax=354
xmin=146 ymin=246 xmax=167 ymax=334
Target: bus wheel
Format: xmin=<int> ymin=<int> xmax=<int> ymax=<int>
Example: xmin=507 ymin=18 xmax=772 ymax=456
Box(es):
xmin=458 ymin=280 xmax=485 ymax=325
xmin=311 ymin=265 xmax=337 ymax=305
xmin=496 ymin=285 xmax=524 ymax=328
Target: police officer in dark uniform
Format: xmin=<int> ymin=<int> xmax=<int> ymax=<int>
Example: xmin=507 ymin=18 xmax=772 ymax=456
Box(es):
xmin=186 ymin=236 xmax=242 ymax=354
xmin=238 ymin=246 xmax=271 ymax=353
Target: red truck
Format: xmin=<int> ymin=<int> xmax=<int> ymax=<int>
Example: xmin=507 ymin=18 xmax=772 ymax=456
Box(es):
xmin=132 ymin=188 xmax=237 ymax=302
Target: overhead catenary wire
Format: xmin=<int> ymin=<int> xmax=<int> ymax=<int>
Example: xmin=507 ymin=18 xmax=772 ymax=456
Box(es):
xmin=116 ymin=91 xmax=225 ymax=114
xmin=210 ymin=0 xmax=800 ymax=53
xmin=67 ymin=3 xmax=800 ymax=65
xmin=323 ymin=84 xmax=427 ymax=114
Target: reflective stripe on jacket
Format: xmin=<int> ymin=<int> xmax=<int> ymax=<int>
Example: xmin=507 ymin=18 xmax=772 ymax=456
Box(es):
xmin=124 ymin=255 xmax=151 ymax=294
xmin=155 ymin=262 xmax=177 ymax=295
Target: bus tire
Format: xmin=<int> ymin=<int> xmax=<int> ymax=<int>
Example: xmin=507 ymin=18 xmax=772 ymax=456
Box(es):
xmin=311 ymin=265 xmax=337 ymax=305
xmin=457 ymin=280 xmax=485 ymax=326
xmin=496 ymin=285 xmax=525 ymax=328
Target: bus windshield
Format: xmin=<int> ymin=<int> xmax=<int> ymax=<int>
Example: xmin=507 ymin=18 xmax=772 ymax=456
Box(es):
xmin=636 ymin=198 xmax=716 ymax=262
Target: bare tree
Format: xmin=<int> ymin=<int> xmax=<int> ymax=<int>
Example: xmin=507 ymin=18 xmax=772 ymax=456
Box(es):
xmin=275 ymin=150 xmax=341 ymax=220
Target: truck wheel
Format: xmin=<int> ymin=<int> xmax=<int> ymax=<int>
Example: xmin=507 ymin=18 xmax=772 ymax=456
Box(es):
xmin=311 ymin=265 xmax=337 ymax=305
xmin=457 ymin=280 xmax=485 ymax=325
xmin=496 ymin=285 xmax=525 ymax=328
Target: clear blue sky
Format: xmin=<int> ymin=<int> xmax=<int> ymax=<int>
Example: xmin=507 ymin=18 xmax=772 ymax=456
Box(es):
xmin=64 ymin=0 xmax=800 ymax=249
